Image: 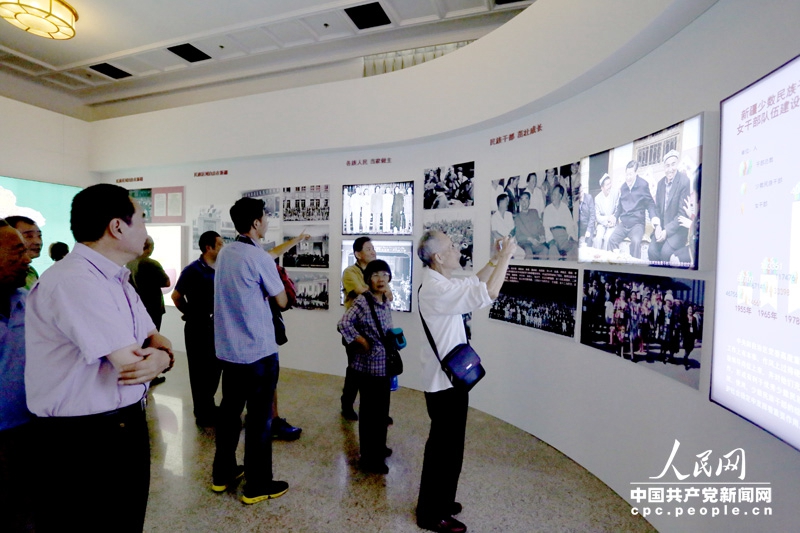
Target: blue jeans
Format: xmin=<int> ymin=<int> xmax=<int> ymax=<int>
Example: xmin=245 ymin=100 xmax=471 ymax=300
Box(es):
xmin=213 ymin=354 xmax=279 ymax=490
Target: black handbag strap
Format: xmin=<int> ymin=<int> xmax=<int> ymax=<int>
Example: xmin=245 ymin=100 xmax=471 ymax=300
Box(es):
xmin=364 ymin=292 xmax=389 ymax=346
xmin=417 ymin=285 xmax=469 ymax=364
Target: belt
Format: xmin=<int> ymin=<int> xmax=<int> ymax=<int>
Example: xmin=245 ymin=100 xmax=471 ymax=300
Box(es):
xmin=38 ymin=398 xmax=147 ymax=425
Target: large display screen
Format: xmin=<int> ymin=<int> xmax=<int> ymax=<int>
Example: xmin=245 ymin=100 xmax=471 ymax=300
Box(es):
xmin=712 ymin=54 xmax=800 ymax=451
xmin=0 ymin=175 xmax=82 ymax=274
xmin=340 ymin=239 xmax=413 ymax=312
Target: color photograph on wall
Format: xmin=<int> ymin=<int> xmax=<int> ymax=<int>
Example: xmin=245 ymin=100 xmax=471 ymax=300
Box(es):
xmin=287 ymin=271 xmax=329 ymax=311
xmin=578 ymin=114 xmax=703 ymax=269
xmin=488 ymin=265 xmax=578 ymax=338
xmin=340 ymin=239 xmax=413 ymax=312
xmin=423 ymin=161 xmax=475 ymax=209
xmin=343 ymin=182 xmax=413 ymax=235
xmin=129 ymin=188 xmax=153 ymax=222
xmin=422 ymin=216 xmax=473 ymax=271
xmin=281 ymin=224 xmax=329 ymax=268
xmin=580 ymin=269 xmax=705 ymax=390
xmin=490 ymin=161 xmax=582 ymax=261
xmin=282 ymin=184 xmax=329 ymax=221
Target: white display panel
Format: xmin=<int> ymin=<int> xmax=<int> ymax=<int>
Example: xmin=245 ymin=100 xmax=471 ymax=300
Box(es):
xmin=712 ymin=54 xmax=800 ymax=451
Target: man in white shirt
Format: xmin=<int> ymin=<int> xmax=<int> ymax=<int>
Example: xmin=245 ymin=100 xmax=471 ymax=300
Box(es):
xmin=594 ymin=173 xmax=618 ymax=250
xmin=543 ymin=184 xmax=578 ymax=259
xmin=416 ymin=231 xmax=516 ymax=533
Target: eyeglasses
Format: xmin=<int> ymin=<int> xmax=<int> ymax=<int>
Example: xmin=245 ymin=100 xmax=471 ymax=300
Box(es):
xmin=370 ymin=272 xmax=390 ymax=279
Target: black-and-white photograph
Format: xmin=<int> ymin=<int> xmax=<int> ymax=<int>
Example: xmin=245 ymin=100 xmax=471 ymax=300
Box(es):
xmin=423 ymin=161 xmax=474 ymax=209
xmin=343 ymin=182 xmax=413 ymax=235
xmin=490 ymin=162 xmax=582 ymax=261
xmin=191 ymin=204 xmax=237 ymax=250
xmin=580 ymin=270 xmax=705 ymax=390
xmin=287 ymin=271 xmax=329 ymax=311
xmin=242 ymin=187 xmax=283 ymax=220
xmin=281 ymin=224 xmax=329 ymax=269
xmin=488 ymin=265 xmax=578 ymax=338
xmin=578 ymin=115 xmax=702 ymax=269
xmin=422 ymin=217 xmax=473 ymax=271
xmin=282 ymin=184 xmax=330 ymax=222
xmin=340 ymin=239 xmax=413 ymax=312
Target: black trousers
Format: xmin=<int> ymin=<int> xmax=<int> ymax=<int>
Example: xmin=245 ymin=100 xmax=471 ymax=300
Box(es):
xmin=341 ymin=354 xmax=360 ymax=409
xmin=355 ymin=371 xmax=390 ymax=464
xmin=417 ymin=387 xmax=469 ymax=522
xmin=214 ymin=355 xmax=278 ymax=491
xmin=184 ymin=318 xmax=222 ymax=422
xmin=33 ymin=401 xmax=150 ymax=533
xmin=0 ymin=422 xmax=36 ymax=532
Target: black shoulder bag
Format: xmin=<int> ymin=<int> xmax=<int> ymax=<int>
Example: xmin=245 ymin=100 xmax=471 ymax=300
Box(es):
xmin=365 ymin=293 xmax=404 ymax=377
xmin=418 ymin=286 xmax=486 ymax=391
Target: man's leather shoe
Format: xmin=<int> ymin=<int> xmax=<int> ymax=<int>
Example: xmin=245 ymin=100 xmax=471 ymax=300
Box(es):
xmin=271 ymin=417 xmax=302 ymax=441
xmin=417 ymin=516 xmax=467 ymax=533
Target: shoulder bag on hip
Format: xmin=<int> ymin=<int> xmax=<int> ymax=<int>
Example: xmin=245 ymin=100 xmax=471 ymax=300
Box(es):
xmin=365 ymin=293 xmax=404 ymax=377
xmin=418 ymin=286 xmax=485 ymax=391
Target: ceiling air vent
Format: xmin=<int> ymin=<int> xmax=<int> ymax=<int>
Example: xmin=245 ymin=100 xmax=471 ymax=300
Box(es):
xmin=89 ymin=63 xmax=132 ymax=80
xmin=167 ymin=43 xmax=212 ymax=63
xmin=344 ymin=2 xmax=391 ymax=30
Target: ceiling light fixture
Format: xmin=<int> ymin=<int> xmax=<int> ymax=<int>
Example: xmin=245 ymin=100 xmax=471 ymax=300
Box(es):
xmin=0 ymin=0 xmax=78 ymax=40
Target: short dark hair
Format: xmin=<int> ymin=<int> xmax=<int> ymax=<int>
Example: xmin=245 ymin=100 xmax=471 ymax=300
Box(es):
xmin=552 ymin=184 xmax=565 ymax=198
xmin=626 ymin=160 xmax=638 ymax=171
xmin=71 ymin=184 xmax=135 ymax=243
xmin=4 ymin=215 xmax=36 ymax=228
xmin=230 ymin=197 xmax=265 ymax=234
xmin=49 ymin=241 xmax=69 ymax=261
xmin=364 ymin=259 xmax=392 ymax=282
xmin=353 ymin=236 xmax=371 ymax=253
xmin=520 ymin=191 xmax=531 ymax=201
xmin=199 ymin=231 xmax=220 ymax=252
xmin=496 ymin=193 xmax=508 ymax=208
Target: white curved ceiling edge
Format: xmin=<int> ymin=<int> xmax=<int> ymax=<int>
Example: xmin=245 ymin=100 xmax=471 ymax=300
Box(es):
xmin=90 ymin=0 xmax=719 ymax=173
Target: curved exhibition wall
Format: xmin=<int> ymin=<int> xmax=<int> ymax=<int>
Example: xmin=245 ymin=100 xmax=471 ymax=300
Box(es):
xmin=87 ymin=1 xmax=800 ymax=531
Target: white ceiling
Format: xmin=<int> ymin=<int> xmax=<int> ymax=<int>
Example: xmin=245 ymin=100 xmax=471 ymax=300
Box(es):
xmin=0 ymin=0 xmax=531 ymax=120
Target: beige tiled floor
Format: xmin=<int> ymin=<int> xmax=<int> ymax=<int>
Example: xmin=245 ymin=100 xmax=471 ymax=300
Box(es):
xmin=144 ymin=359 xmax=655 ymax=532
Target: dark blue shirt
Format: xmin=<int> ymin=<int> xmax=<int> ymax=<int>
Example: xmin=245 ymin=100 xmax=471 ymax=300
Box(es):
xmin=175 ymin=256 xmax=216 ymax=321
xmin=0 ymin=289 xmax=34 ymax=430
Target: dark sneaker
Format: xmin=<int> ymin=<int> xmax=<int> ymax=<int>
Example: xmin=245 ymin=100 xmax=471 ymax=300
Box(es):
xmin=211 ymin=466 xmax=244 ymax=493
xmin=341 ymin=407 xmax=358 ymax=421
xmin=272 ymin=417 xmax=302 ymax=441
xmin=241 ymin=480 xmax=289 ymax=504
xmin=359 ymin=459 xmax=389 ymax=474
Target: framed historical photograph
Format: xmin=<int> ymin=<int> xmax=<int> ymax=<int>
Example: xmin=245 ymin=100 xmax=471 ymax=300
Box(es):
xmin=343 ymin=182 xmax=413 ymax=235
xmin=578 ymin=114 xmax=703 ymax=269
xmin=489 ymin=265 xmax=578 ymax=338
xmin=422 ymin=216 xmax=473 ymax=271
xmin=340 ymin=239 xmax=413 ymax=312
xmin=580 ymin=269 xmax=705 ymax=389
xmin=287 ymin=271 xmax=329 ymax=310
xmin=423 ymin=161 xmax=474 ymax=209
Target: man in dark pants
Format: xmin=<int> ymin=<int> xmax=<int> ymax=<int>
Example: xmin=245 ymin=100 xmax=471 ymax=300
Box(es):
xmin=128 ymin=235 xmax=171 ymax=330
xmin=24 ymin=184 xmax=173 ymax=532
xmin=416 ymin=230 xmax=516 ymax=533
xmin=608 ymin=160 xmax=657 ymax=259
xmin=0 ymin=218 xmax=36 ymax=531
xmin=212 ymin=197 xmax=289 ymax=504
xmin=172 ymin=231 xmax=224 ymax=427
